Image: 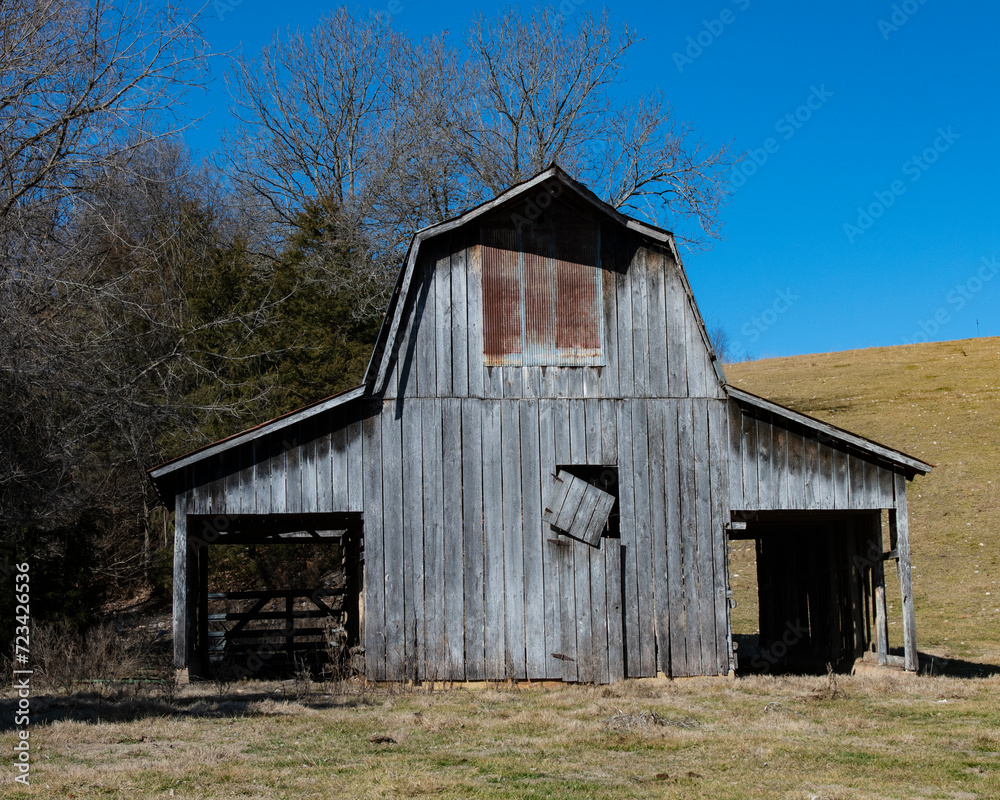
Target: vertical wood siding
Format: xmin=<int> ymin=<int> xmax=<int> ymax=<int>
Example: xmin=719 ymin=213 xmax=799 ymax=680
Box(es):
xmin=177 ymin=395 xmax=732 ymax=682
xmin=391 ymin=222 xmax=723 ymax=403
xmin=168 ymin=192 xmax=925 ymax=682
xmin=727 ymin=398 xmax=900 ymax=512
xmin=177 ymin=214 xmax=735 ymax=682
xmin=179 ymin=209 xmax=871 ymax=684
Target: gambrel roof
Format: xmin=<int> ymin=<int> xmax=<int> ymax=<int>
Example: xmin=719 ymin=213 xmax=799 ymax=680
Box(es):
xmin=148 ymin=165 xmax=931 ymax=505
xmin=361 ymin=164 xmax=724 ymax=395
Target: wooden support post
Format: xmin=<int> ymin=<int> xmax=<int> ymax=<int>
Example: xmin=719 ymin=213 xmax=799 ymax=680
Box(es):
xmin=172 ymin=501 xmax=188 ymax=669
xmin=286 ymin=595 xmax=295 ymax=665
xmin=846 ymin=520 xmax=866 ymax=657
xmin=872 ymin=514 xmax=889 ymax=666
xmin=827 ymin=526 xmax=842 ymax=661
xmin=873 ymin=562 xmax=889 ymax=665
xmin=185 ymin=524 xmax=199 ymax=672
xmin=891 ymin=474 xmax=918 ymax=672
xmin=861 ymin=525 xmax=872 ymax=648
xmin=357 ymin=529 xmax=365 ymax=650
xmin=344 ymin=527 xmax=361 ymax=648
xmin=196 ymin=545 xmax=209 ymax=677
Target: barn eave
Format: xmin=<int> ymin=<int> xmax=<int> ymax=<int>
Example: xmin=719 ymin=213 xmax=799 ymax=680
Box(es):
xmin=147 ymin=383 xmax=368 ymax=510
xmin=726 ymin=385 xmax=933 ymax=477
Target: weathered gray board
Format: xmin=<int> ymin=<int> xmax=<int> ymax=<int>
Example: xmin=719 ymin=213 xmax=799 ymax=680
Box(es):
xmin=165 ymin=209 xmax=735 ymax=682
xmin=384 ymin=225 xmax=725 ymax=404
xmin=543 ymin=470 xmax=616 ymax=546
xmin=552 ymin=536 xmax=624 ymax=683
xmin=369 ymin=397 xmax=731 ymax=682
xmin=170 ymin=400 xmax=733 ymax=682
xmin=727 ymin=397 xmax=906 ymax=512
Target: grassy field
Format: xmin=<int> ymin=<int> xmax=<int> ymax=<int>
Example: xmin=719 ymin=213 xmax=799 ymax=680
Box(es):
xmin=2 ymin=336 xmax=997 ymax=798
xmin=1 ymin=673 xmax=999 ymax=799
xmin=726 ymin=336 xmax=1000 ymax=668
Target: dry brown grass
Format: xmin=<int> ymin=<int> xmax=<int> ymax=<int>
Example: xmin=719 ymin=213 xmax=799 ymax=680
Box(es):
xmin=1 ymin=674 xmax=998 ymax=798
xmin=726 ymin=336 xmax=1000 ymax=668
xmin=28 ymin=619 xmax=173 ymax=699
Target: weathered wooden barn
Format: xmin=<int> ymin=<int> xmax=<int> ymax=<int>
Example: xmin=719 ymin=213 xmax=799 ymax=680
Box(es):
xmin=150 ymin=166 xmax=932 ymax=682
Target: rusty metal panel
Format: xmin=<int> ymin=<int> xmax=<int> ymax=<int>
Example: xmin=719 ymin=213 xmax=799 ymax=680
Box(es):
xmin=480 ymin=214 xmax=603 ymax=367
xmin=482 ymin=224 xmax=522 ymax=365
xmin=522 ymin=222 xmax=557 ymax=366
xmin=523 ymin=247 xmax=556 ymax=365
xmin=555 ymin=259 xmax=601 ymax=357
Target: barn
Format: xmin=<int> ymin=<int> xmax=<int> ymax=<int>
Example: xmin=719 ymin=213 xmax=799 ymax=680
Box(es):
xmin=149 ymin=165 xmax=932 ymax=683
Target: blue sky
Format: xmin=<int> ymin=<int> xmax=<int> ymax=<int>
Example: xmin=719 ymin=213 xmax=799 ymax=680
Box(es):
xmin=186 ymin=0 xmax=999 ymax=360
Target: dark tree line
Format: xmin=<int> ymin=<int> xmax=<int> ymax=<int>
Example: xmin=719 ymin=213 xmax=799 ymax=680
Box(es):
xmin=0 ymin=2 xmax=738 ymax=629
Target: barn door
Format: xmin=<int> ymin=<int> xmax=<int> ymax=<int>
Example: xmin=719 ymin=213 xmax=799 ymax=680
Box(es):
xmin=549 ymin=535 xmax=625 ymax=684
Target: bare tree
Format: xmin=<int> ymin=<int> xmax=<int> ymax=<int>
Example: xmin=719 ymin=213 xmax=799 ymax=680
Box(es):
xmin=450 ymin=9 xmax=738 ymax=247
xmin=222 ymin=9 xmax=405 ymax=241
xmin=222 ymin=7 xmax=739 ymax=252
xmin=368 ymin=32 xmax=469 ymax=242
xmin=0 ymin=136 xmax=284 ymax=589
xmin=706 ymin=321 xmax=731 ymax=365
xmin=453 ymin=10 xmax=635 ymax=198
xmin=0 ymin=0 xmax=209 ymax=238
xmin=0 ymin=0 xmax=213 ymax=562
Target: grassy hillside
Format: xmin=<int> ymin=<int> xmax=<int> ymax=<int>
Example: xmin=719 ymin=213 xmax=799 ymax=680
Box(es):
xmin=724 ymin=336 xmax=1000 ymax=668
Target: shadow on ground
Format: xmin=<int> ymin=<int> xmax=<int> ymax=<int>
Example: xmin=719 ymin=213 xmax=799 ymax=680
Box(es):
xmin=0 ymin=684 xmax=381 ymax=732
xmin=922 ymin=653 xmax=1000 ymax=678
xmin=3 ymin=651 xmax=998 ymax=732
xmin=728 ymin=634 xmax=999 ymax=679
